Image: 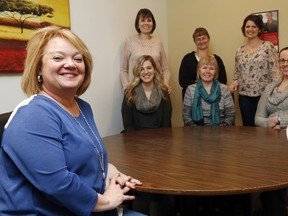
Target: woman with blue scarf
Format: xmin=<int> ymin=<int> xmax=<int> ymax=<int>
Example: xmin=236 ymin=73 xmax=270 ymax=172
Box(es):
xmin=183 ymin=55 xmax=235 ymax=126
xmin=182 ymin=55 xmax=236 ymax=214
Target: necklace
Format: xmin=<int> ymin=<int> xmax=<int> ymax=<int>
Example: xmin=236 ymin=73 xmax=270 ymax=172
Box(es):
xmin=73 ymin=102 xmax=106 ymax=181
xmin=41 ymin=93 xmax=106 ymax=180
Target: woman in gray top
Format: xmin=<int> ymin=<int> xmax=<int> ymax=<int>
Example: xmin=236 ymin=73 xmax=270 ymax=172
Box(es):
xmin=183 ymin=55 xmax=235 ymax=126
xmin=255 ymin=47 xmax=288 ymax=129
xmin=254 ymin=47 xmax=288 ymax=216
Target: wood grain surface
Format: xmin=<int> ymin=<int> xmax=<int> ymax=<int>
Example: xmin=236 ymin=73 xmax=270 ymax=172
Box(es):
xmin=103 ymin=126 xmax=288 ymax=195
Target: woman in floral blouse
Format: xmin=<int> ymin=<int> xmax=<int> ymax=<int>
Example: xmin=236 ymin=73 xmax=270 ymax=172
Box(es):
xmin=228 ymin=14 xmax=279 ymax=126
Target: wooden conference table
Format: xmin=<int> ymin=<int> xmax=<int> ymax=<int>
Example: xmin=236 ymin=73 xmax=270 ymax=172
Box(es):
xmin=103 ymin=126 xmax=288 ymax=196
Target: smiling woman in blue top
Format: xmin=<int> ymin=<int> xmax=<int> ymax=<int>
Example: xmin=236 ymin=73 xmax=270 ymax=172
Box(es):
xmin=0 ymin=26 xmax=145 ymax=216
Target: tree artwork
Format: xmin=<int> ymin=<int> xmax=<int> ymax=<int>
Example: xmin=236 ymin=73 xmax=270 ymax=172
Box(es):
xmin=0 ymin=0 xmax=54 ymax=33
xmin=0 ymin=0 xmax=70 ymax=73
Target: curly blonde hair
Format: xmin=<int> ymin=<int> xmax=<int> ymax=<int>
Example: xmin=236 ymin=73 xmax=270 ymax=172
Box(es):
xmin=21 ymin=25 xmax=93 ymax=97
xmin=125 ymin=55 xmax=168 ymax=104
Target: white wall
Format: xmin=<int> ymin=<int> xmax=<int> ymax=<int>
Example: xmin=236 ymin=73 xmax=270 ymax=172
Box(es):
xmin=0 ymin=0 xmax=168 ymax=137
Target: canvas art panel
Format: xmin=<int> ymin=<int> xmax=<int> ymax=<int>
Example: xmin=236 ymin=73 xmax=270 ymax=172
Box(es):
xmin=0 ymin=0 xmax=70 ymax=73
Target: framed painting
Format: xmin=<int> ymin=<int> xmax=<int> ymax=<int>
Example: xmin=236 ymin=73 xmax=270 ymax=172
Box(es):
xmin=0 ymin=0 xmax=70 ymax=73
xmin=252 ymin=10 xmax=279 ymax=52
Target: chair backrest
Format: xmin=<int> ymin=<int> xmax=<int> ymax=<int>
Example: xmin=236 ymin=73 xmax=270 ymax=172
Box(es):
xmin=0 ymin=112 xmax=12 ymax=145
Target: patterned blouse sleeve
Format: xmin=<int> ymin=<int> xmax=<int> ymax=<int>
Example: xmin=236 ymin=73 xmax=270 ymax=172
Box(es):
xmin=233 ymin=48 xmax=241 ymax=84
xmin=266 ymin=41 xmax=280 ymax=80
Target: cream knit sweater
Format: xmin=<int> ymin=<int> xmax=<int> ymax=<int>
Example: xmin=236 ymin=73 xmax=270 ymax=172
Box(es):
xmin=120 ymin=35 xmax=170 ymax=90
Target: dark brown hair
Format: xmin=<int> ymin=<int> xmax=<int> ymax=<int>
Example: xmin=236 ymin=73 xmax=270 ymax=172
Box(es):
xmin=134 ymin=8 xmax=156 ymax=34
xmin=279 ymin=47 xmax=288 ymax=55
xmin=241 ymin=14 xmax=264 ymax=37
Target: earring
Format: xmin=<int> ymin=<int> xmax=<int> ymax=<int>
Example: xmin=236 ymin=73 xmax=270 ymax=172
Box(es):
xmin=37 ymin=74 xmax=43 ymax=84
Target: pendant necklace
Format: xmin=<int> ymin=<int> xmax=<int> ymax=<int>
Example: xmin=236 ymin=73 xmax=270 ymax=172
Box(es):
xmin=42 ymin=94 xmax=106 ymax=180
xmin=73 ymin=102 xmax=106 ymax=181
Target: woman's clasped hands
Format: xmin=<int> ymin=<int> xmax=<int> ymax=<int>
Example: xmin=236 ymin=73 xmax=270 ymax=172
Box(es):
xmin=267 ymin=116 xmax=281 ymax=130
xmin=102 ymin=172 xmax=142 ymax=210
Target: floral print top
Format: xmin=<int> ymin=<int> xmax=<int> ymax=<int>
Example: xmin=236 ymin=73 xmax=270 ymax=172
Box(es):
xmin=233 ymin=41 xmax=279 ymax=97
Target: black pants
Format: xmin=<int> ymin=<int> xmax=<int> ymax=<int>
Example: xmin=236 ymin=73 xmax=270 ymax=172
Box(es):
xmin=260 ymin=189 xmax=287 ymax=216
xmin=239 ymin=95 xmax=261 ymax=126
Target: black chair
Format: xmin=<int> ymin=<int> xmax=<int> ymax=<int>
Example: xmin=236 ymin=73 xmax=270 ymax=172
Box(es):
xmin=0 ymin=112 xmax=12 ymax=145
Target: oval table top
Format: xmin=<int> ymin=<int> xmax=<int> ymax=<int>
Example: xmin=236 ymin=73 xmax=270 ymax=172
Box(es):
xmin=102 ymin=126 xmax=288 ymax=196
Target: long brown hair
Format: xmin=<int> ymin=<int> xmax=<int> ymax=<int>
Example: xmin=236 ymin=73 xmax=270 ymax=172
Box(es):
xmin=125 ymin=55 xmax=167 ymax=104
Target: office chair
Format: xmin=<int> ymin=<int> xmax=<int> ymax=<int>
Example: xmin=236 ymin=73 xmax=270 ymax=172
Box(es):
xmin=0 ymin=111 xmax=12 ymax=145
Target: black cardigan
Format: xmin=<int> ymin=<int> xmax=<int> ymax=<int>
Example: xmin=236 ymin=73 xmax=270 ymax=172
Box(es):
xmin=178 ymin=51 xmax=227 ymax=99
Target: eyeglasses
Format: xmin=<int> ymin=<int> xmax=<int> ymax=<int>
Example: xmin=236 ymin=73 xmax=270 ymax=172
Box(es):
xmin=279 ymin=59 xmax=288 ymax=64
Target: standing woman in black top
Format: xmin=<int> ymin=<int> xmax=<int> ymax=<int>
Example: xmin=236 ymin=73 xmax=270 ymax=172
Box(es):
xmin=179 ymin=27 xmax=227 ymax=99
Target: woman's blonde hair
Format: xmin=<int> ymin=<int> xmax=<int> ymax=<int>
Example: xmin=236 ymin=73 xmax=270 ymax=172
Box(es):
xmin=197 ymin=55 xmax=219 ymax=80
xmin=125 ymin=55 xmax=167 ymax=104
xmin=21 ymin=25 xmax=93 ymax=96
